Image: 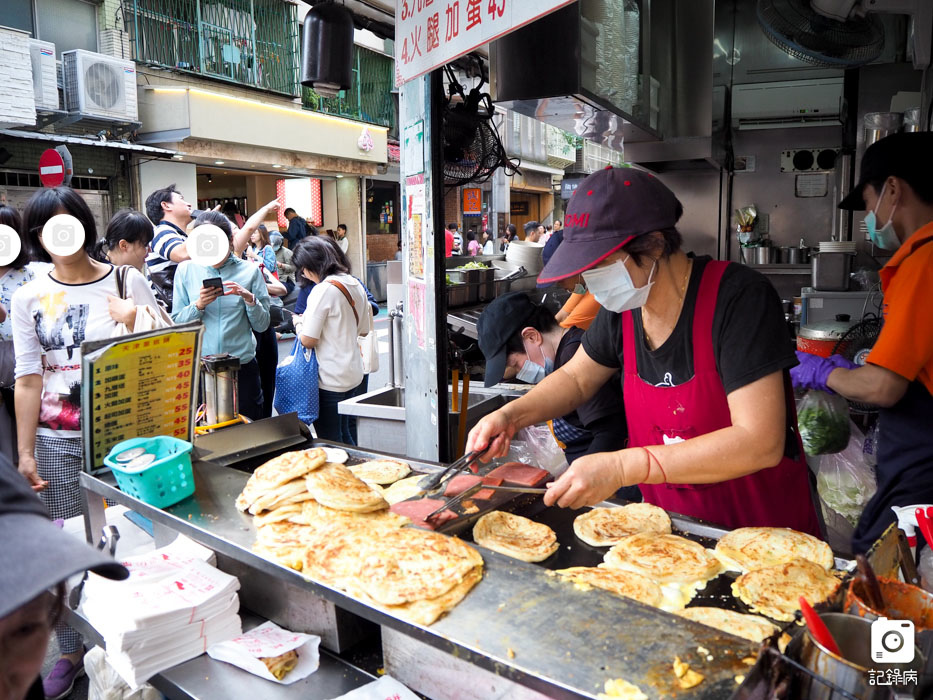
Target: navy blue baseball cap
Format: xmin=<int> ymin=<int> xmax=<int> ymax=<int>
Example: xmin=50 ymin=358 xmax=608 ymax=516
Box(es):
xmin=538 ymin=167 xmax=683 ymax=284
xmin=838 ymin=132 xmax=933 ymax=210
xmin=476 ymin=292 xmax=539 ymax=388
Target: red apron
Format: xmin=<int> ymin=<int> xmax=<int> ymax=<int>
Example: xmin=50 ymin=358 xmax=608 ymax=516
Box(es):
xmin=623 ymin=261 xmax=820 ymax=535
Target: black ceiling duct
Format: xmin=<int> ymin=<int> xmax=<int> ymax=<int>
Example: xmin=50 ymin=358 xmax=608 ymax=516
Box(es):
xmin=301 ymin=2 xmax=354 ymax=98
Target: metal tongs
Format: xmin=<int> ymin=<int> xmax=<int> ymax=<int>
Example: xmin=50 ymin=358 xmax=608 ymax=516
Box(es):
xmin=69 ymin=525 xmax=120 ymax=609
xmin=424 ymin=482 xmax=550 ymax=524
xmin=417 ymin=449 xmax=486 ymax=495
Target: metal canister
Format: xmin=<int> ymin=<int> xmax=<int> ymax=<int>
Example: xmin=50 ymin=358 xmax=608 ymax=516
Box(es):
xmin=200 ymin=353 xmax=241 ymax=424
xmin=796 ymin=314 xmax=854 ymax=357
xmin=799 ymin=613 xmax=923 ymax=700
xmin=864 ymin=111 xmax=903 ymax=145
xmin=903 ymin=108 xmax=921 ymax=133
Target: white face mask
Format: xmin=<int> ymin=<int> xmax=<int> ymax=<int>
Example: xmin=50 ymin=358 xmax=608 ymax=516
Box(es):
xmin=582 ymin=256 xmax=656 ymax=313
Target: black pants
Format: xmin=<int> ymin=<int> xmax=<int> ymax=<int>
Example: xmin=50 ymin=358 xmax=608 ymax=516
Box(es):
xmin=237 ymin=358 xmax=264 ymax=421
xmin=315 ymin=388 xmax=356 ymax=445
xmin=348 ymin=375 xmax=369 ymax=444
xmin=252 ymin=326 xmax=278 ymax=419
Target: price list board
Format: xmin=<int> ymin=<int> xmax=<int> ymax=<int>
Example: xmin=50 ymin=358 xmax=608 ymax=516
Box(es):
xmin=81 ymin=323 xmax=203 ymax=475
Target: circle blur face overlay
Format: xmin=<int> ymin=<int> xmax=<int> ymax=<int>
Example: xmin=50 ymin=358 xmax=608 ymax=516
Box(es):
xmin=0 ymin=224 xmax=22 ymax=266
xmin=41 ymin=214 xmax=86 ymax=257
xmin=187 ymin=224 xmax=229 ymax=267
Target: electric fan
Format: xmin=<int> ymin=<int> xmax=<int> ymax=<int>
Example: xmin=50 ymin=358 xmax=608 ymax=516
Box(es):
xmin=831 ymin=316 xmax=884 ymax=414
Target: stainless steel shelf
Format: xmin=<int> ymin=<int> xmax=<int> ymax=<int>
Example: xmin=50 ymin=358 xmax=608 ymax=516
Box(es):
xmin=79 ymin=443 xmax=755 ymax=700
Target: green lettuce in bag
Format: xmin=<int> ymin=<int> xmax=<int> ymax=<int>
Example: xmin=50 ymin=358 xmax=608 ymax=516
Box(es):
xmin=797 ymin=389 xmax=850 ymax=456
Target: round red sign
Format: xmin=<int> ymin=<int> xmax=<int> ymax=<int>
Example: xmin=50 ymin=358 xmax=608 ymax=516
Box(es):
xmin=39 ymin=149 xmax=65 ymax=188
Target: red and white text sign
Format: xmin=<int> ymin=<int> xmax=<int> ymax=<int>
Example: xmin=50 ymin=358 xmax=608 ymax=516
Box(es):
xmin=38 ymin=149 xmax=65 ymax=188
xmin=395 ymin=0 xmax=576 ymax=86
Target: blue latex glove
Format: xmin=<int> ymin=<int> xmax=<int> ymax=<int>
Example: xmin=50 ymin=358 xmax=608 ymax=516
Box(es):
xmin=791 ymin=351 xmax=857 ymax=392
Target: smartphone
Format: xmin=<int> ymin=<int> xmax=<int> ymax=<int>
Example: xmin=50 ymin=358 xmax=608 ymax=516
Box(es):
xmin=202 ymin=277 xmax=223 ymax=290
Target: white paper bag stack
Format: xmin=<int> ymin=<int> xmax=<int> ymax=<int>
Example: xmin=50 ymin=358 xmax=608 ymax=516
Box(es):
xmin=82 ymin=536 xmax=242 ymax=689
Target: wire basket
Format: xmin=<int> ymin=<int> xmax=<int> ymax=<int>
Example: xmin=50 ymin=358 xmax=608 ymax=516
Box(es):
xmin=104 ymin=436 xmax=195 ymax=508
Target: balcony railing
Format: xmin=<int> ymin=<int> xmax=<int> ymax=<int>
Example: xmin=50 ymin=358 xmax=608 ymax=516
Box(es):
xmin=302 ymin=46 xmax=397 ymax=135
xmin=124 ymin=0 xmax=300 ymax=96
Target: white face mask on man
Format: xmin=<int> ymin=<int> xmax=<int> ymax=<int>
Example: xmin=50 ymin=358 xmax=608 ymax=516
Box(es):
xmin=582 ymin=256 xmax=656 ymax=313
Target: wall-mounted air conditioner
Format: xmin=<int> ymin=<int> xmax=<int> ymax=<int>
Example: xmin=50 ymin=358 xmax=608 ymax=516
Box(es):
xmin=29 ymin=40 xmax=59 ymax=110
xmin=62 ymin=49 xmax=138 ymax=121
xmin=732 ymin=78 xmax=843 ymax=130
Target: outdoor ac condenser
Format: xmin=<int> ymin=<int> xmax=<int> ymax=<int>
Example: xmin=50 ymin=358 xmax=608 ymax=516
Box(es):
xmin=29 ymin=40 xmax=59 ymax=110
xmin=62 ymin=49 xmax=138 ymax=121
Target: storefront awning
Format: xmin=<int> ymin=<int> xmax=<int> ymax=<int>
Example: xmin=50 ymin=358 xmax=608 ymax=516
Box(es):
xmin=0 ymin=129 xmax=177 ymax=156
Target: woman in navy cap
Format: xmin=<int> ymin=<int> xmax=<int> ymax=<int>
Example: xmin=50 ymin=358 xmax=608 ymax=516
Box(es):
xmin=792 ymin=132 xmax=933 ymax=552
xmin=468 ymin=167 xmax=819 ymax=535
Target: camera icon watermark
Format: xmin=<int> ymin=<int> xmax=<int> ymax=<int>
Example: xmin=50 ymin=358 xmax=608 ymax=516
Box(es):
xmin=41 ymin=214 xmax=85 ymax=257
xmin=187 ymin=223 xmax=229 ymax=267
xmin=872 ymin=617 xmax=915 ymax=664
xmin=0 ymin=224 xmax=22 ymax=267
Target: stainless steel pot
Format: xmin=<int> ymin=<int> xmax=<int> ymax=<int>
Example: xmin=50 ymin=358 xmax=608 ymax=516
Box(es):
xmin=786 ymin=247 xmax=801 ymax=265
xmin=799 ymin=613 xmax=923 ymax=700
xmin=200 ymin=354 xmax=240 ymax=424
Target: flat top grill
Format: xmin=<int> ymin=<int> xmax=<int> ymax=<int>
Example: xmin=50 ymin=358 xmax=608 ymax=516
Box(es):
xmin=447 ymin=304 xmax=486 ymax=339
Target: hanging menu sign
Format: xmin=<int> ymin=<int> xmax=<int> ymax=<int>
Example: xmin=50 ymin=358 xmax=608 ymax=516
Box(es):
xmin=81 ymin=323 xmax=203 ymax=475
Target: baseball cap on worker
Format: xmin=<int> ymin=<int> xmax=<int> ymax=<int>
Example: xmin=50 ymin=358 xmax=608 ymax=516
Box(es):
xmin=0 ymin=456 xmax=128 ymax=618
xmin=537 ymin=167 xmax=683 ymax=284
xmin=476 ymin=292 xmax=539 ymax=388
xmin=838 ymin=132 xmax=933 ymax=210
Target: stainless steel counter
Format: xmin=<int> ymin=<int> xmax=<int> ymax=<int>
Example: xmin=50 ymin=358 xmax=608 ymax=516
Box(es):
xmin=80 ymin=446 xmax=755 ymax=700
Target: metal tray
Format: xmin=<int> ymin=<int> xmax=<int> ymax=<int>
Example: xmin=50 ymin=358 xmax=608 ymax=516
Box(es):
xmin=80 ymin=440 xmax=757 ymax=699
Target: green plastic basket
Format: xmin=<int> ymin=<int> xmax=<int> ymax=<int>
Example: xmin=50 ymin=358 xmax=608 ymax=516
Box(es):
xmin=104 ymin=436 xmax=195 ymax=508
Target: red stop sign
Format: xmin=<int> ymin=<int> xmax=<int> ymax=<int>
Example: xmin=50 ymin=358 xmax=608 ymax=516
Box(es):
xmin=39 ymin=149 xmax=65 ymax=187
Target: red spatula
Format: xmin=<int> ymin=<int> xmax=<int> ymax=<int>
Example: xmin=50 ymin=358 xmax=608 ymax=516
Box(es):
xmin=799 ymin=596 xmax=842 ymax=656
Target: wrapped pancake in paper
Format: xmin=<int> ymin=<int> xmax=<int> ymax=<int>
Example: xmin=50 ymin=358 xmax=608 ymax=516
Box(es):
xmin=573 ymin=504 xmax=671 ymax=547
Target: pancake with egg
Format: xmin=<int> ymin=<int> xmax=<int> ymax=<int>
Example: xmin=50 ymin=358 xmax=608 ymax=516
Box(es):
xmin=715 ymin=527 xmax=833 ymax=572
xmin=473 ymin=511 xmax=559 ymax=562
xmin=304 ymin=463 xmax=387 ymax=512
xmin=555 ymin=567 xmax=662 ymax=608
xmin=732 ymin=557 xmax=840 ymax=622
xmin=678 ymin=607 xmax=779 ymax=643
xmin=348 ymin=458 xmax=412 ymax=485
xmin=573 ymin=504 xmax=671 ymax=547
xmin=603 ymin=533 xmax=722 ymax=584
xmin=253 ymin=448 xmax=327 ymax=485
xmin=382 ymin=475 xmax=425 ymax=505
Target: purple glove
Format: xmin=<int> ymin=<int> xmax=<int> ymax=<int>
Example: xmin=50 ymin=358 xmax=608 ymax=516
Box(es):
xmin=790 ymin=351 xmax=856 ymax=392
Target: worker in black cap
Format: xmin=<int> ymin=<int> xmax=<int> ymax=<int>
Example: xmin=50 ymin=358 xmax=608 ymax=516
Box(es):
xmin=0 ymin=456 xmax=128 ymax=700
xmin=792 ymin=131 xmax=933 ymax=553
xmin=468 ymin=167 xmax=819 ymax=535
xmin=476 ymin=293 xmax=635 ymax=492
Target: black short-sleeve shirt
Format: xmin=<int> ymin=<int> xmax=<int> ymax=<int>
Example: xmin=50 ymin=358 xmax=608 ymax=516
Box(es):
xmin=555 ymin=326 xmax=627 ymax=462
xmin=582 ymin=256 xmax=796 ymax=393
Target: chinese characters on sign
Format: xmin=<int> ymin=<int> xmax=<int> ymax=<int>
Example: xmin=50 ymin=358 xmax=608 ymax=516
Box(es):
xmin=81 ymin=326 xmax=201 ymax=473
xmin=462 ymin=188 xmax=482 ymax=214
xmin=395 ymin=0 xmax=575 ymax=85
xmin=869 ymin=669 xmax=918 ymax=686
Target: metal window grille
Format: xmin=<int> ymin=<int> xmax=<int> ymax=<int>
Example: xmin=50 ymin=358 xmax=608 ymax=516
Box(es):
xmin=302 ymin=45 xmax=397 ymax=133
xmin=123 ymin=0 xmax=299 ymax=96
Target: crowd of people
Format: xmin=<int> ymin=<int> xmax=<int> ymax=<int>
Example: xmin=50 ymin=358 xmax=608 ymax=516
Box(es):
xmin=443 ymin=220 xmax=562 ymax=258
xmin=0 ymin=184 xmax=378 ymax=698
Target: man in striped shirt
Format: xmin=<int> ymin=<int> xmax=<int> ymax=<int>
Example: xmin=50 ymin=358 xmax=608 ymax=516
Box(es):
xmin=145 ymin=183 xmax=193 ymax=310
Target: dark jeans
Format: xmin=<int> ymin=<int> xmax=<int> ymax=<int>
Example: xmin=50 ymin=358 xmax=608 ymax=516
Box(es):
xmin=252 ymin=326 xmax=278 ymax=419
xmin=348 ymin=375 xmax=369 ymax=445
xmin=315 ymin=388 xmax=356 ymax=445
xmin=237 ymin=358 xmax=264 ymax=421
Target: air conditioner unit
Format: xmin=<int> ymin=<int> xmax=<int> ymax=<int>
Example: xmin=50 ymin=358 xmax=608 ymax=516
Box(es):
xmin=62 ymin=49 xmax=138 ymax=121
xmin=29 ymin=40 xmax=59 ymax=110
xmin=732 ymin=78 xmax=843 ymax=130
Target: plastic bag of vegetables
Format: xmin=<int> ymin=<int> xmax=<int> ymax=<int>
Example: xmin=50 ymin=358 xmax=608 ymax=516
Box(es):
xmin=797 ymin=389 xmax=851 ymax=455
xmin=816 ymin=421 xmax=876 ymax=527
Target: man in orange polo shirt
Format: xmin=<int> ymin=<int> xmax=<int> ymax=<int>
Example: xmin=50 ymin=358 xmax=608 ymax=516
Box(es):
xmin=792 ymin=132 xmax=933 ymax=552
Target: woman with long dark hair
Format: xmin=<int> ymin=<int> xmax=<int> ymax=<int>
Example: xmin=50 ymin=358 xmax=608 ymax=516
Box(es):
xmin=293 ymin=236 xmax=372 ymax=443
xmin=11 ymin=187 xmax=162 ymax=696
xmin=93 ymin=208 xmax=153 ymax=271
xmin=245 ymin=223 xmax=277 ymax=275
